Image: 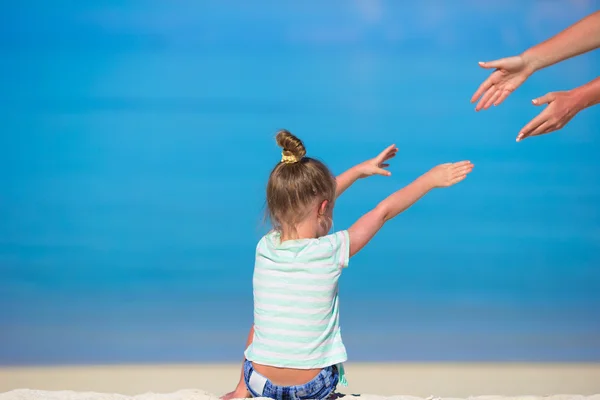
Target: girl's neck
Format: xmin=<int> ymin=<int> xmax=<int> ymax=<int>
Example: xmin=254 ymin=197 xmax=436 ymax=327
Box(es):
xmin=280 ymin=219 xmax=319 ymax=242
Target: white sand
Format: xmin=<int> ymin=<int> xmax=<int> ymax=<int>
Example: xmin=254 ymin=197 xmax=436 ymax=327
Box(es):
xmin=1 ymin=391 xmax=600 ymax=400
xmin=1 ymin=363 xmax=599 ymax=400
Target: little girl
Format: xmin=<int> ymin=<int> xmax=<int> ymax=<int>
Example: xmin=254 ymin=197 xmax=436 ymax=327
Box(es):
xmin=222 ymin=130 xmax=474 ymax=400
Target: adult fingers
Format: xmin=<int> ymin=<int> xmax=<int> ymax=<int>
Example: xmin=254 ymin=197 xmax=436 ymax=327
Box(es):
xmin=483 ymin=90 xmax=503 ymax=110
xmin=471 ymin=75 xmax=495 ymax=103
xmin=526 ymin=121 xmax=553 ymax=139
xmin=517 ymin=111 xmax=548 ymax=142
xmin=494 ymin=89 xmax=512 ymax=106
xmin=475 ymin=86 xmax=499 ymax=111
xmin=532 ymin=92 xmax=556 ymax=106
xmin=478 ymin=59 xmax=508 ymax=69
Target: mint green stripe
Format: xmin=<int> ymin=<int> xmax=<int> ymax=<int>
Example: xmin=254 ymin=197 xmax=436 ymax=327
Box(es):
xmin=331 ymin=234 xmax=341 ymax=266
xmin=261 ymin=243 xmax=330 ymax=257
xmin=252 ymin=285 xmax=330 ymax=296
xmin=246 ymin=353 xmax=347 ymax=369
xmin=254 ymin=319 xmax=332 ymax=332
xmin=255 ymin=330 xmax=337 ymax=344
xmin=255 ymin=340 xmax=345 ymax=357
xmin=251 ymin=341 xmax=345 ymax=362
xmin=245 ymin=345 xmax=347 ymax=368
xmin=254 ymin=296 xmax=332 ymax=308
xmin=255 ymin=305 xmax=331 ymax=319
xmin=255 ymin=309 xmax=332 ymax=322
xmin=254 ymin=273 xmax=336 ymax=287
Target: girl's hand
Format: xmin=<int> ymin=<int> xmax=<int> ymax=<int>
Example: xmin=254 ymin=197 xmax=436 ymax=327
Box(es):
xmin=516 ymin=91 xmax=583 ymax=142
xmin=335 ymin=144 xmax=398 ymax=198
xmin=471 ymin=55 xmax=535 ymax=111
xmin=356 ymin=144 xmax=398 ymax=178
xmin=220 ymin=387 xmax=250 ymax=400
xmin=425 ymin=161 xmax=474 ymax=188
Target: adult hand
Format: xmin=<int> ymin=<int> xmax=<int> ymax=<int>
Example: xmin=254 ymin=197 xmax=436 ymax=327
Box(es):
xmin=471 ymin=55 xmax=535 ymax=111
xmin=516 ymin=91 xmax=583 ymax=142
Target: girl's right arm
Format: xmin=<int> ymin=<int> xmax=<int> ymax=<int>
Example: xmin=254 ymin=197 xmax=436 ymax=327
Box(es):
xmin=348 ymin=161 xmax=473 ymax=257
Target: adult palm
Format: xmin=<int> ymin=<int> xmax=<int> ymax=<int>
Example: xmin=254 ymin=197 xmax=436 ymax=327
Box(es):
xmin=471 ymin=55 xmax=534 ymax=111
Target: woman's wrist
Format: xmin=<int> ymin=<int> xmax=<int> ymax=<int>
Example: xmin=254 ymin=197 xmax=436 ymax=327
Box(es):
xmin=520 ymin=48 xmax=543 ymax=75
xmin=572 ymin=77 xmax=600 ymax=111
xmin=570 ymin=87 xmax=589 ymax=113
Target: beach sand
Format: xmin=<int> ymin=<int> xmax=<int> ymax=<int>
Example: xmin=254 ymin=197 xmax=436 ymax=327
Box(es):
xmin=1 ymin=363 xmax=599 ymax=400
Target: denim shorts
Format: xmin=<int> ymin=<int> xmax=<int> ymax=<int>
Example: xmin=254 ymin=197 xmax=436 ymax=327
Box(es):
xmin=243 ymin=359 xmax=339 ymax=400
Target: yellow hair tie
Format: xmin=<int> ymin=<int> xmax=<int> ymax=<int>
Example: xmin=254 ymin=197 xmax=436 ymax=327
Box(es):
xmin=281 ymin=152 xmax=299 ymax=164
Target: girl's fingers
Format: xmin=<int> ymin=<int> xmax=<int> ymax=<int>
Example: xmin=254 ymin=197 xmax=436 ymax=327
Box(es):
xmin=452 ymin=161 xmax=472 ymax=168
xmin=450 ymin=175 xmax=467 ymax=185
xmin=384 ymin=152 xmax=397 ymax=161
xmin=452 ymin=167 xmax=472 ymax=179
xmin=376 ymin=144 xmax=397 ymax=162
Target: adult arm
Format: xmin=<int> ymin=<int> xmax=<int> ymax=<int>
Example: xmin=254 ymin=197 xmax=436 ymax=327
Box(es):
xmin=522 ymin=10 xmax=600 ymax=72
xmin=472 ymin=11 xmax=600 ymax=110
xmin=517 ymin=76 xmax=600 ymax=141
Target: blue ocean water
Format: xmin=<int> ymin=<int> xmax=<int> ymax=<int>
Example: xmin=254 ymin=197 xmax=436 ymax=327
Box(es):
xmin=1 ymin=1 xmax=599 ymax=365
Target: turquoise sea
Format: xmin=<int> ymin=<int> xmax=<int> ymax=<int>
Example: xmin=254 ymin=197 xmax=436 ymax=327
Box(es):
xmin=1 ymin=1 xmax=599 ymax=365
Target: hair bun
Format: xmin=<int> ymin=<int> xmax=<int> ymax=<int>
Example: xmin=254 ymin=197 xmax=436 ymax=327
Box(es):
xmin=276 ymin=129 xmax=306 ymax=164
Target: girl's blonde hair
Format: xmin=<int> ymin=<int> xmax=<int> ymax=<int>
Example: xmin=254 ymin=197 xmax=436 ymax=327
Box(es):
xmin=266 ymin=130 xmax=336 ymax=232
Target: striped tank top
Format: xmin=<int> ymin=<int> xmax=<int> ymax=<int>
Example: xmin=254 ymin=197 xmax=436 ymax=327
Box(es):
xmin=244 ymin=230 xmax=350 ymax=383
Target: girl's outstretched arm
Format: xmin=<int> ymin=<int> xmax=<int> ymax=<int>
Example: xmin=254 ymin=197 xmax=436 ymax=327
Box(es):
xmin=336 ymin=144 xmax=398 ymax=198
xmin=348 ymin=161 xmax=474 ymax=257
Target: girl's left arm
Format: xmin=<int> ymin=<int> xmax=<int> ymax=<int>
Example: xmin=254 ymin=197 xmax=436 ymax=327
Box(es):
xmin=220 ymin=325 xmax=254 ymax=400
xmin=348 ymin=161 xmax=474 ymax=257
xmin=335 ymin=144 xmax=398 ymax=198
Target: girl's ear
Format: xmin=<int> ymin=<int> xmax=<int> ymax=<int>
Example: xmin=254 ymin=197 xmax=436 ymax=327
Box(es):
xmin=318 ymin=200 xmax=329 ymax=216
